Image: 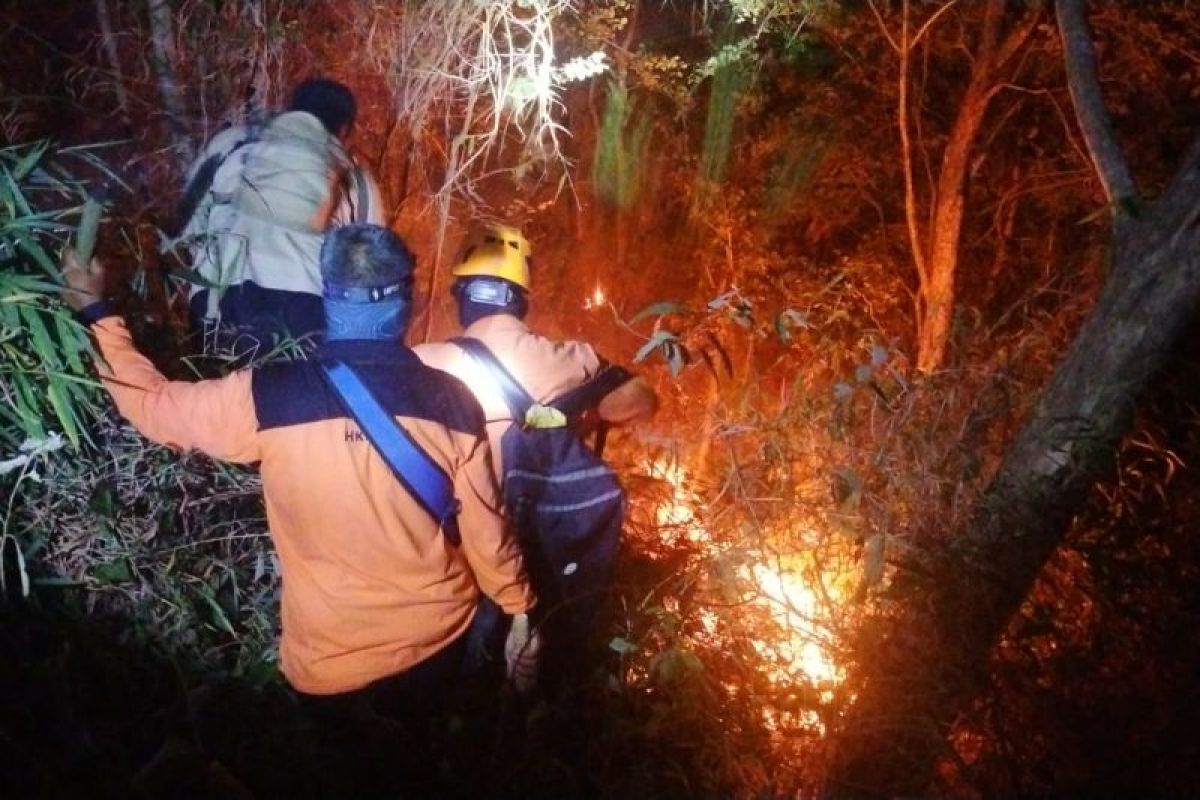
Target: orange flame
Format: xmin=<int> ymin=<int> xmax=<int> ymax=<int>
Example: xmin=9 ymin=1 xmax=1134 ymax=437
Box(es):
xmin=646 ymin=457 xmax=847 ymax=703
xmin=583 ymin=285 xmax=606 ymax=310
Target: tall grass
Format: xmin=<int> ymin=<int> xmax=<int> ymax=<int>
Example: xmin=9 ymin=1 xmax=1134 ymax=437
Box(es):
xmin=0 ymin=141 xmax=107 ymax=451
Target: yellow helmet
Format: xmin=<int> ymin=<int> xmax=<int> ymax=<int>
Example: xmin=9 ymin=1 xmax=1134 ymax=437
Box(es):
xmin=451 ymin=224 xmax=533 ymax=290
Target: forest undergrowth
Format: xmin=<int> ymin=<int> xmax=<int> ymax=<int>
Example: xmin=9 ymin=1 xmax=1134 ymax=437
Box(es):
xmin=4 ymin=137 xmax=1195 ymax=800
xmin=1 ymin=139 xmax=1139 ymax=799
xmin=4 ymin=0 xmax=1200 ymax=792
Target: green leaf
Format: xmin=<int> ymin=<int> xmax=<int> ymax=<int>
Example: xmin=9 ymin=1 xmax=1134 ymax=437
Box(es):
xmin=831 ymin=465 xmax=863 ymax=510
xmin=1 ymin=167 xmax=33 ymax=218
xmin=775 ymin=312 xmax=792 ymax=343
xmin=730 ymin=305 xmax=753 ymax=328
xmin=609 ymin=637 xmax=638 ymax=655
xmin=195 ymin=583 xmax=236 ymax=634
xmin=782 ymin=308 xmax=809 ymax=328
xmin=10 ymin=370 xmax=45 ymax=436
xmin=1 ymin=534 xmax=31 ymax=599
xmin=861 ymin=534 xmax=886 ymax=589
xmin=89 ymin=480 xmax=118 ymax=518
xmin=21 ymin=305 xmax=60 ymax=369
xmin=707 ymin=291 xmax=734 ymax=310
xmin=164 ymin=264 xmax=227 ymax=291
xmin=9 ymin=141 xmax=47 ymax=181
xmin=634 ymin=330 xmax=678 ymax=363
xmin=54 ymin=314 xmax=85 ymax=374
xmin=666 ymin=342 xmax=687 ymax=376
xmin=45 ymin=376 xmax=81 ymax=448
xmin=15 ymin=230 xmax=59 ymax=277
xmin=91 ymin=558 xmax=133 ymax=585
xmin=628 ymin=301 xmax=690 ymax=326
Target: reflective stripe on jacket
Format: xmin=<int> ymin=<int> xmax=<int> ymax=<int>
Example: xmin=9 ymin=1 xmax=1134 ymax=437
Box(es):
xmin=90 ymin=315 xmax=533 ymax=695
xmin=413 ymin=314 xmax=602 ymax=481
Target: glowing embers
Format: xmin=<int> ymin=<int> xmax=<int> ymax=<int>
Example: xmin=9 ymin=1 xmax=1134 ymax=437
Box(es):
xmin=749 ymin=559 xmax=846 ymax=692
xmin=644 ymin=456 xmax=707 ymax=543
xmin=642 ymin=457 xmax=850 ymax=700
xmin=583 ymin=285 xmax=606 ymax=310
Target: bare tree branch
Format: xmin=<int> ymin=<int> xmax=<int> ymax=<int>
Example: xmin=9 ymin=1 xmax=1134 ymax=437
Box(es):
xmin=899 ymin=0 xmax=929 ymax=294
xmin=1055 ymin=0 xmax=1137 ymax=206
xmin=865 ymin=0 xmax=900 ymax=53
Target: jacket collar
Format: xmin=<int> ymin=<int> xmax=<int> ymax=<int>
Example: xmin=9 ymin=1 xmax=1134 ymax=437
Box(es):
xmin=463 ymin=313 xmax=529 ymax=338
xmin=267 ymin=110 xmax=334 ymax=144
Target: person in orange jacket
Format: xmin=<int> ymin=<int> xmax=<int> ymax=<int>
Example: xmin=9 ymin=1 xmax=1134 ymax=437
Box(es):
xmin=62 ymin=224 xmax=539 ymax=722
xmin=414 ymin=224 xmax=657 ymax=480
xmin=414 ymin=223 xmax=656 ymax=676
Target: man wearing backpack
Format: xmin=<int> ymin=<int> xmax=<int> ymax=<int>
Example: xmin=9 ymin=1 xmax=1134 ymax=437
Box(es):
xmin=175 ymin=77 xmax=383 ymax=350
xmin=62 ymin=223 xmax=538 ymax=734
xmin=413 ymin=223 xmax=657 ymax=687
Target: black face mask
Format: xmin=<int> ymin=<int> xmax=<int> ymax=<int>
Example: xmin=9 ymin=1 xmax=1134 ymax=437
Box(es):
xmin=454 ymin=279 xmax=528 ymax=328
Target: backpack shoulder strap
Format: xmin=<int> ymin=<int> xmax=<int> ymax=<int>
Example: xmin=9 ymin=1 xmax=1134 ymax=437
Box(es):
xmin=171 ymin=127 xmax=259 ymax=237
xmin=319 ymin=359 xmax=461 ymax=545
xmin=551 ymin=364 xmax=635 ymax=420
xmin=451 ymin=337 xmax=535 ymax=420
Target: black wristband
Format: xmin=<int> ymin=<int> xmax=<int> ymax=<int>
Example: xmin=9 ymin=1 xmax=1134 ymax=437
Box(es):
xmin=76 ymin=300 xmax=115 ymax=326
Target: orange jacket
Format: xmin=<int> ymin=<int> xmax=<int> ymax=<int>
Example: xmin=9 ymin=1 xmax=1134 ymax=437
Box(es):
xmin=414 ymin=314 xmax=657 ymax=480
xmin=413 ymin=314 xmax=603 ymax=481
xmin=88 ymin=313 xmax=533 ymax=694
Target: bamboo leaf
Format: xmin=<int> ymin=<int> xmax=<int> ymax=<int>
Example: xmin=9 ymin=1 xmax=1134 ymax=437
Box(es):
xmin=91 ymin=558 xmax=133 ymax=585
xmin=21 ymin=305 xmax=61 ymax=369
xmin=54 ymin=313 xmax=85 ymax=374
xmin=196 ymin=583 xmax=237 ymax=635
xmin=862 ymin=534 xmax=886 ymax=589
xmin=0 ymin=534 xmax=31 ymax=600
xmin=628 ymin=301 xmax=690 ymax=326
xmin=45 ymin=376 xmax=81 ymax=448
xmin=15 ymin=230 xmax=59 ymax=277
xmin=10 ymin=141 xmax=48 ymax=181
xmin=1 ymin=167 xmax=33 ymax=217
xmin=635 ymin=330 xmax=679 ymax=363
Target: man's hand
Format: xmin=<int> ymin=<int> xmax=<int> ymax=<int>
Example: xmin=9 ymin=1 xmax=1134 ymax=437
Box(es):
xmin=504 ymin=612 xmax=542 ymax=694
xmin=60 ymin=247 xmax=106 ymax=312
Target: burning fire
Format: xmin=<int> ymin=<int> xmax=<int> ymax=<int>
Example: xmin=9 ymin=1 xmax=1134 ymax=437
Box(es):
xmin=645 ymin=457 xmax=848 ymax=704
xmin=583 ymin=285 xmax=606 ymax=310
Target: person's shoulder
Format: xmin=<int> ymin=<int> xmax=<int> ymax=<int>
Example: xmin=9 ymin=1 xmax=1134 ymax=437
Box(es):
xmin=204 ymin=124 xmax=253 ymax=155
xmin=412 ymin=358 xmax=485 ymax=434
xmin=411 ymin=339 xmax=454 ymax=369
xmin=528 ymin=328 xmax=602 ymax=370
xmin=248 ymin=360 xmax=330 ymax=431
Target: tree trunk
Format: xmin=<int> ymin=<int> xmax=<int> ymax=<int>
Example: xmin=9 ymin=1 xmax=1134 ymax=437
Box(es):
xmin=827 ymin=1 xmax=1200 ymax=793
xmin=915 ymin=86 xmax=993 ymax=371
xmin=897 ymin=0 xmax=1039 ymax=372
xmin=94 ymin=0 xmax=133 ymax=130
xmin=146 ymin=0 xmax=193 ymax=167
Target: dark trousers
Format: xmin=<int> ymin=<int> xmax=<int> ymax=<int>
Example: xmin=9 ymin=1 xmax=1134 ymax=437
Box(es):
xmin=294 ymin=636 xmax=466 ymax=797
xmin=298 ymin=634 xmax=466 ymax=732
